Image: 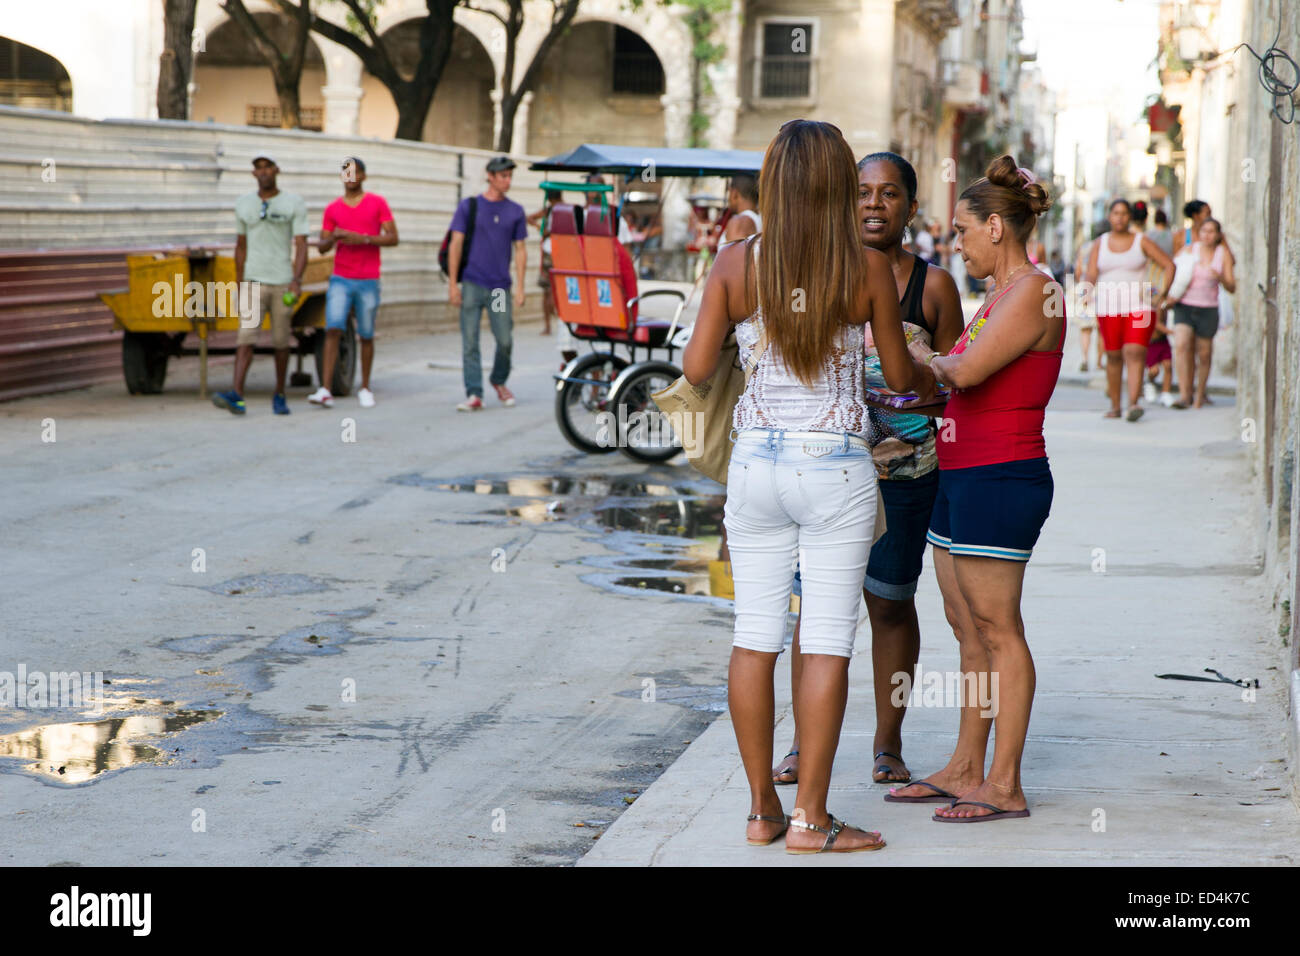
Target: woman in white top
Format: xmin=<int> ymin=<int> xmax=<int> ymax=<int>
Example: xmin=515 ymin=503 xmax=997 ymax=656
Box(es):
xmin=684 ymin=120 xmax=923 ymax=853
xmin=1085 ymin=199 xmax=1175 ymax=421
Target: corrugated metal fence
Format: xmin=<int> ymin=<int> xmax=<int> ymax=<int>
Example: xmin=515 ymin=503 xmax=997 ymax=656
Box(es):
xmin=0 ymin=106 xmax=544 ymax=401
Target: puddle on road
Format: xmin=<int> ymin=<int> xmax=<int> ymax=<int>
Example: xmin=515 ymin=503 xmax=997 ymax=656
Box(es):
xmin=408 ymin=469 xmax=799 ymax=612
xmin=0 ymin=680 xmax=223 ymax=785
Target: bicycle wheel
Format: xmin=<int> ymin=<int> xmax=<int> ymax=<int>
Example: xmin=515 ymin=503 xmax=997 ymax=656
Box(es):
xmin=555 ymin=352 xmax=628 ymax=454
xmin=610 ymin=361 xmax=683 ymax=463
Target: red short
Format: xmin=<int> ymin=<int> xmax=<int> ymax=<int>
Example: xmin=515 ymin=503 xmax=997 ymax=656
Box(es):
xmin=1098 ymin=311 xmax=1155 ymax=351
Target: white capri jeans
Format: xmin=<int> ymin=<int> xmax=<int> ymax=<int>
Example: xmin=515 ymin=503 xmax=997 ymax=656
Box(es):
xmin=724 ymin=429 xmax=878 ymax=659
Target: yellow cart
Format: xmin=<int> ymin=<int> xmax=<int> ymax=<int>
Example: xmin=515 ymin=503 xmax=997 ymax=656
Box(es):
xmin=98 ymin=249 xmax=355 ymax=397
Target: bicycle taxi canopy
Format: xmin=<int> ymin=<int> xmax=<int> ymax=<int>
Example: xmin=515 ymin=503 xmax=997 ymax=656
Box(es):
xmin=530 ymin=143 xmax=763 ymax=179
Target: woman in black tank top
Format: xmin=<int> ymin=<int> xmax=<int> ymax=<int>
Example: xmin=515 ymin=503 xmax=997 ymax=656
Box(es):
xmin=774 ymin=152 xmax=964 ymax=789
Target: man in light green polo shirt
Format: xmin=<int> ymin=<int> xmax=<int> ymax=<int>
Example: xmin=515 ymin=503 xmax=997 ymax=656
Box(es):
xmin=213 ymin=153 xmax=309 ymax=416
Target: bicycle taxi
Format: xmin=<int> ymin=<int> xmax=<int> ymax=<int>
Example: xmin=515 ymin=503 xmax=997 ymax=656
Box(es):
xmin=529 ymin=143 xmax=763 ymax=463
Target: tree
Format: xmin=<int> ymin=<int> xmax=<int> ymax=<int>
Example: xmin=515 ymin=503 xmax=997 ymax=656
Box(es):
xmin=270 ymin=0 xmax=462 ymax=140
xmin=474 ymin=0 xmax=580 ymax=152
xmin=220 ymin=0 xmax=314 ymax=129
xmin=158 ymin=0 xmax=199 ymax=120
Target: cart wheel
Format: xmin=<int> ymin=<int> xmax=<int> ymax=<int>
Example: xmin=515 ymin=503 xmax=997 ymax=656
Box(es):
xmin=610 ymin=360 xmax=682 ymax=463
xmin=555 ymin=352 xmax=629 ymax=454
xmin=122 ymin=331 xmax=170 ymax=395
xmin=312 ymin=318 xmax=357 ymax=397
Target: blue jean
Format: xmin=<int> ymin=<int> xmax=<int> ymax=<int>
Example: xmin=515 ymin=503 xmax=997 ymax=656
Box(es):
xmin=459 ymin=280 xmax=513 ymax=397
xmin=325 ymin=276 xmax=380 ymax=340
xmin=725 ymin=429 xmax=878 ymax=659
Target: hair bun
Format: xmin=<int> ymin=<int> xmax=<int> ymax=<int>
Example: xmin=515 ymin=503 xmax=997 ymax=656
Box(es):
xmin=984 ymin=154 xmax=1022 ymax=190
xmin=1024 ymin=181 xmax=1052 ymax=215
xmin=983 ymin=154 xmax=1053 ymax=215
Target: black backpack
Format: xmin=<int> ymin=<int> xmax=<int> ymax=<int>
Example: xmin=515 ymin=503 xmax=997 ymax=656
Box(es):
xmin=438 ymin=196 xmax=477 ymax=280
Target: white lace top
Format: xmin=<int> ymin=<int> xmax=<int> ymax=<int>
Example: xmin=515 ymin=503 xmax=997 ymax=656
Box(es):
xmin=732 ymin=311 xmax=871 ymax=437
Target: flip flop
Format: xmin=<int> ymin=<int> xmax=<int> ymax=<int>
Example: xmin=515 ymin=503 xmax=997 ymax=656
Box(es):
xmin=1104 ymin=408 xmax=1121 ymax=419
xmin=1126 ymin=406 xmax=1144 ymax=422
xmin=772 ymin=750 xmax=798 ymax=786
xmin=872 ymin=750 xmax=911 ymax=784
xmin=746 ymin=813 xmax=790 ymax=846
xmin=932 ymin=800 xmax=1031 ymax=822
xmin=883 ymin=780 xmax=956 ymax=804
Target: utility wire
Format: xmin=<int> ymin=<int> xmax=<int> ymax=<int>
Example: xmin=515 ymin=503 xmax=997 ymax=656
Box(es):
xmin=1233 ymin=24 xmax=1299 ymax=124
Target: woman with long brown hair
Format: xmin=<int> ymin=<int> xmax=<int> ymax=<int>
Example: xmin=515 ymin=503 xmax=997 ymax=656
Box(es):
xmin=887 ymin=156 xmax=1061 ymax=821
xmin=684 ymin=120 xmax=922 ymax=852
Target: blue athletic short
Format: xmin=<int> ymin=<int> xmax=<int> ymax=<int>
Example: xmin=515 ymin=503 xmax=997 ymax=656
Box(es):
xmin=926 ymin=457 xmax=1053 ymax=562
xmin=325 ymin=275 xmax=380 ymax=340
xmin=791 ymin=467 xmax=939 ymax=601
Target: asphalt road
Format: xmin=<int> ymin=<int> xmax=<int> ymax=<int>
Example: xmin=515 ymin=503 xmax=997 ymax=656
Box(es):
xmin=0 ymin=324 xmax=733 ymax=865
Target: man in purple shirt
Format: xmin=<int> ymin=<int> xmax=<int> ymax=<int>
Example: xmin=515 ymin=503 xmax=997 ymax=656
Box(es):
xmin=448 ymin=156 xmax=528 ymax=410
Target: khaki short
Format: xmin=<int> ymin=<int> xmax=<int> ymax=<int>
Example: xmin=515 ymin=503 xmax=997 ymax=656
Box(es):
xmin=236 ymin=282 xmax=294 ymax=349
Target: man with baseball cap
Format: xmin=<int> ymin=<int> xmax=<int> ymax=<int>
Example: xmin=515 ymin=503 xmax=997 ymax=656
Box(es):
xmin=212 ymin=153 xmax=309 ymax=416
xmin=447 ymin=155 xmax=527 ymax=411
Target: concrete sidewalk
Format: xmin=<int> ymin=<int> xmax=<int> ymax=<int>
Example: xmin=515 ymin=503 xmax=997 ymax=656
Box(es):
xmin=582 ymin=376 xmax=1299 ymax=865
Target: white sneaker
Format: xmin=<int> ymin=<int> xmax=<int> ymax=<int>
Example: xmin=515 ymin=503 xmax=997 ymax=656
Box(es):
xmin=1143 ymin=382 xmax=1158 ymax=403
xmin=1159 ymin=391 xmax=1175 ymax=408
xmin=358 ymin=388 xmax=375 ymax=408
xmin=308 ymin=387 xmax=334 ymax=408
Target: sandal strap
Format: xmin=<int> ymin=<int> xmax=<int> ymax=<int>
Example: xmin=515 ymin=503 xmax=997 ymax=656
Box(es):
xmin=823 ymin=815 xmax=844 ymax=851
xmin=787 ymin=816 xmax=831 ymax=837
xmin=746 ymin=813 xmax=789 ymax=825
xmin=873 ymin=751 xmax=902 ymax=762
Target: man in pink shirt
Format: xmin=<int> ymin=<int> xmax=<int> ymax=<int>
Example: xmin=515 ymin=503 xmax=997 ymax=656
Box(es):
xmin=311 ymin=157 xmax=399 ymax=408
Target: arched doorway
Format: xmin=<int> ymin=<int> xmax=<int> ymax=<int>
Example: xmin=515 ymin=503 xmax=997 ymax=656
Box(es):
xmin=357 ymin=20 xmax=493 ymax=147
xmin=527 ymin=21 xmax=666 ymax=159
xmin=0 ymin=37 xmax=72 ymax=111
xmin=192 ymin=14 xmax=327 ymax=128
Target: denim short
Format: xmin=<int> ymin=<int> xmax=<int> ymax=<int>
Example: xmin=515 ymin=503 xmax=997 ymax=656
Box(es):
xmin=326 ymin=276 xmax=380 ymax=340
xmin=725 ymin=429 xmax=878 ymax=659
xmin=792 ymin=467 xmax=939 ymax=601
xmin=927 ymin=457 xmax=1053 ymax=562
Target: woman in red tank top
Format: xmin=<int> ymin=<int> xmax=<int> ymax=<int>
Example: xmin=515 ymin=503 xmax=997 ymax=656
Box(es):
xmin=886 ymin=156 xmax=1062 ymax=822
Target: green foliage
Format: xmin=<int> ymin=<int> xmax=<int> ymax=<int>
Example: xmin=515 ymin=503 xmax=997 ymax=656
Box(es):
xmin=679 ymin=0 xmax=730 ymax=147
xmin=323 ymin=0 xmax=381 ymax=40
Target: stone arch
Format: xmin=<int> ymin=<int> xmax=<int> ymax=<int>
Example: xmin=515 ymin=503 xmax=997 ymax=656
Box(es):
xmin=526 ymin=15 xmax=687 ymax=160
xmin=191 ymin=7 xmax=329 ymax=128
xmin=355 ymin=15 xmax=495 ymax=147
xmin=0 ymin=36 xmax=73 ymax=111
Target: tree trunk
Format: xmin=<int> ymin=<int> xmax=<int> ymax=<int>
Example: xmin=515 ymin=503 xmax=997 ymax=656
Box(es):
xmin=222 ymin=0 xmax=311 ymax=128
xmin=496 ymin=92 xmax=520 ymax=153
xmin=393 ymin=85 xmax=434 ymax=141
xmin=274 ymin=75 xmax=301 ymax=129
xmin=157 ymin=0 xmax=198 ymax=120
xmin=295 ymin=0 xmax=457 ymax=141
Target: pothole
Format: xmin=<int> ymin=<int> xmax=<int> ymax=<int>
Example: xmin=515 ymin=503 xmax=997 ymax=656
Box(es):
xmin=204 ymin=573 xmax=337 ymax=597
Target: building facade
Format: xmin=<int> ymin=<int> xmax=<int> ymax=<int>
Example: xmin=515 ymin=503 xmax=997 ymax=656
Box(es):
xmin=1152 ymin=0 xmax=1300 ymax=765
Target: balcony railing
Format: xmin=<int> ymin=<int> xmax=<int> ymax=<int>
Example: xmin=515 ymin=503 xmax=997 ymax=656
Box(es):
xmin=246 ymin=105 xmax=323 ymax=131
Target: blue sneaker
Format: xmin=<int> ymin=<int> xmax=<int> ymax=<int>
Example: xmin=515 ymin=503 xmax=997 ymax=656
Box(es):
xmin=272 ymin=393 xmax=290 ymax=415
xmin=212 ymin=390 xmax=246 ymax=415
